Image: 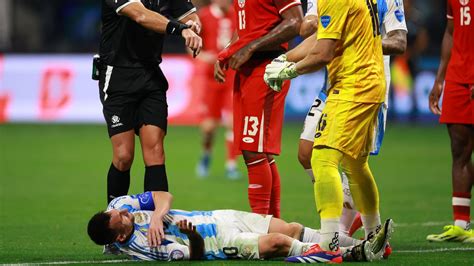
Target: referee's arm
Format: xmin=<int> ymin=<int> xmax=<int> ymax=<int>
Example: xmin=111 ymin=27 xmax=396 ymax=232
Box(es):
xmin=119 ymin=2 xmax=202 ymax=53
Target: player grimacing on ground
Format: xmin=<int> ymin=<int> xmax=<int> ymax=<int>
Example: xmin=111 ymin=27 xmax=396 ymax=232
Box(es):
xmin=87 ymin=192 xmax=392 ymax=262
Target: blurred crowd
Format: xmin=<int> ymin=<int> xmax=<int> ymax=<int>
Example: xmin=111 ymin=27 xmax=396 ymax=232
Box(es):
xmin=0 ymin=0 xmax=445 ymax=57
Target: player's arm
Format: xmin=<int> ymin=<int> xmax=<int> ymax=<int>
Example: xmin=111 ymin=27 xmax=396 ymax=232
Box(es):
xmin=300 ymin=0 xmax=318 ymax=38
xmin=116 ymin=1 xmax=202 ymax=54
xmin=382 ymin=29 xmax=407 ymax=55
xmin=177 ymin=220 xmax=205 ymax=260
xmin=228 ymin=3 xmax=303 ymax=70
xmin=286 ymin=35 xmax=318 ymax=63
xmin=294 ymin=38 xmax=336 ymax=74
xmin=429 ymin=18 xmax=453 ymax=115
xmin=148 ymin=191 xmax=173 ymax=247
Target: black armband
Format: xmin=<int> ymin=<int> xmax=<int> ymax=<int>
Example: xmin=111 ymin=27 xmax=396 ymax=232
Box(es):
xmin=166 ymin=20 xmax=190 ymax=36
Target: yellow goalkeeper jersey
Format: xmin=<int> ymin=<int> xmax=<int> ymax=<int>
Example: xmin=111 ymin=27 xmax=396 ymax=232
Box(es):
xmin=317 ymin=0 xmax=385 ymax=103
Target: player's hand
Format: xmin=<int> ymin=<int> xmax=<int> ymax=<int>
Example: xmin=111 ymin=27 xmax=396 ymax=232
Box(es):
xmin=228 ymin=44 xmax=254 ymax=71
xmin=428 ymin=80 xmax=443 ymax=115
xmin=182 ymin=28 xmax=202 ymax=58
xmin=147 ymin=213 xmax=165 ymax=247
xmin=185 ymin=20 xmax=201 ymax=34
xmin=264 ymin=54 xmax=298 ymax=92
xmin=177 ymin=219 xmax=197 ymax=235
xmin=214 ymin=61 xmax=227 ymax=83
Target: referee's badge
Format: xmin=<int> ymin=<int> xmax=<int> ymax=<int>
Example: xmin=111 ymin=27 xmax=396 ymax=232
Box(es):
xmin=238 ymin=0 xmax=245 ymax=8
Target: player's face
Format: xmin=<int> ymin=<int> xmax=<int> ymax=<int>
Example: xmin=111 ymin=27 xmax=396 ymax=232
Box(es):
xmin=108 ymin=209 xmax=134 ymax=238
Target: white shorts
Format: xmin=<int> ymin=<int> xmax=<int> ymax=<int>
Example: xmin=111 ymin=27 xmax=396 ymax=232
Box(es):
xmin=213 ymin=210 xmax=272 ymax=260
xmin=300 ymin=90 xmax=327 ymax=141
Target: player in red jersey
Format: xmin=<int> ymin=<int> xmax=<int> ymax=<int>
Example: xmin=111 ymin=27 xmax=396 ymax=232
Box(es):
xmin=195 ymin=0 xmax=240 ymax=180
xmin=428 ymin=0 xmax=474 ymax=243
xmin=215 ymin=0 xmax=303 ymax=218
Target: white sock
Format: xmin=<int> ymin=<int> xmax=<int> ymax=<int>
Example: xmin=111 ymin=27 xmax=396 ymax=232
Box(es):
xmin=301 ymin=227 xmax=321 ymax=243
xmin=339 ymin=233 xmax=362 ymax=247
xmin=361 ymin=214 xmax=381 ymax=239
xmin=305 ymin=169 xmax=315 ymax=183
xmin=454 ymin=220 xmax=469 ymax=230
xmin=320 ymin=218 xmax=340 ymax=251
xmin=288 ymin=240 xmax=315 ymax=256
xmin=339 ymin=207 xmax=358 ymax=236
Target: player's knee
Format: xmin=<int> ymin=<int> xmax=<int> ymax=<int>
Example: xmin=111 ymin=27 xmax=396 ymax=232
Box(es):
xmin=450 ymin=139 xmax=471 ymax=163
xmin=267 ymin=233 xmax=290 ymax=251
xmin=242 ymin=150 xmax=266 ymax=164
xmin=114 ymin=151 xmax=134 ymax=170
xmin=287 ymin=222 xmax=304 ymax=239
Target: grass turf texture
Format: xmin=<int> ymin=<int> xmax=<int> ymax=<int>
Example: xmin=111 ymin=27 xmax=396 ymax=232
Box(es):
xmin=0 ymin=123 xmax=473 ymax=265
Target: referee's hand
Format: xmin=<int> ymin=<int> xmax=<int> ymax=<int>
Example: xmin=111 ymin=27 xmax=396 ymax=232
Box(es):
xmin=182 ymin=29 xmax=202 ymax=57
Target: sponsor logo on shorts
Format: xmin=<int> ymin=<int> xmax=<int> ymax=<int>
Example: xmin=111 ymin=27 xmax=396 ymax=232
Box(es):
xmin=238 ymin=0 xmax=245 ymax=8
xmin=170 ymin=250 xmax=185 ymax=260
xmin=314 ymin=132 xmax=322 ymax=138
xmin=460 ymin=0 xmax=469 ymax=6
xmin=243 ymin=137 xmax=254 ymax=143
xmin=248 ymin=184 xmax=262 ymax=189
xmin=111 ymin=115 xmax=123 ymax=128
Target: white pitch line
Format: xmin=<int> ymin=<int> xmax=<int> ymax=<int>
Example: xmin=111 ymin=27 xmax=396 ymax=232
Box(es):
xmin=395 ymin=247 xmax=474 ymax=253
xmin=1 ymin=259 xmax=131 ymax=266
xmin=394 ymin=221 xmax=451 ymax=227
xmin=3 ymin=247 xmax=474 ymax=265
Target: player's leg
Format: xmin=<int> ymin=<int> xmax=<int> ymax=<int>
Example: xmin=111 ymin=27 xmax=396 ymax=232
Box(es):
xmin=137 ymin=67 xmax=169 ymax=192
xmin=258 ymin=233 xmax=315 ymax=258
xmin=139 ymin=125 xmax=168 ymax=192
xmin=196 ymin=117 xmax=218 ymax=178
xmin=222 ymin=96 xmax=240 ymax=180
xmin=107 ymin=131 xmax=135 ymax=203
xmin=267 ymin=154 xmax=281 ymax=218
xmin=448 ymin=124 xmax=473 ymax=230
xmin=298 ymin=94 xmax=327 ymax=183
xmin=99 ymin=66 xmax=140 ymax=203
xmin=236 ymin=64 xmax=289 ymax=216
xmin=427 ymin=82 xmax=474 ymax=242
xmin=340 ymin=154 xmax=380 ymax=239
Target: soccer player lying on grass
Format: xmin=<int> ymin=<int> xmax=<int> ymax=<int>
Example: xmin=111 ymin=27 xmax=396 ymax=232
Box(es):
xmin=87 ymin=191 xmax=391 ymax=262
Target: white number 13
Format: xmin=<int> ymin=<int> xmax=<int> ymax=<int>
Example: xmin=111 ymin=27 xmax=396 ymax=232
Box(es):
xmin=243 ymin=116 xmax=259 ymax=136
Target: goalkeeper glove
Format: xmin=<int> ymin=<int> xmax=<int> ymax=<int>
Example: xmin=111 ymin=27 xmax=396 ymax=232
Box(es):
xmin=264 ymin=54 xmax=299 ymax=92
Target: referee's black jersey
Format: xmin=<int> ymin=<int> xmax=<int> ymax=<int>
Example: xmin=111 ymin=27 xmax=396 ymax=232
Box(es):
xmin=100 ymin=0 xmax=196 ymax=68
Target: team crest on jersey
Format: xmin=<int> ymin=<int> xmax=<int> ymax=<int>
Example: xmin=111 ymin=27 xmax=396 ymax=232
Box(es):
xmin=460 ymin=0 xmax=469 ymax=6
xmin=238 ymin=0 xmax=245 ymax=8
xmin=133 ymin=212 xmax=149 ymax=224
xmin=138 ymin=192 xmax=151 ymax=205
xmin=321 ymin=16 xmax=331 ymax=28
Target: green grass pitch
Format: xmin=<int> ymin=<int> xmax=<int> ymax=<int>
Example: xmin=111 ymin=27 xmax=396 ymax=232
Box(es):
xmin=1 ymin=123 xmax=473 ymax=265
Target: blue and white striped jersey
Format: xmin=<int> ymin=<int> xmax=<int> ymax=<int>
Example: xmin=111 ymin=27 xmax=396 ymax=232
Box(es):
xmin=107 ymin=192 xmax=265 ymax=261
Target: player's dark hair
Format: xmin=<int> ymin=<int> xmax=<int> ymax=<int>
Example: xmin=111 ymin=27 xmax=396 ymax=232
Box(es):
xmin=87 ymin=211 xmax=117 ymax=245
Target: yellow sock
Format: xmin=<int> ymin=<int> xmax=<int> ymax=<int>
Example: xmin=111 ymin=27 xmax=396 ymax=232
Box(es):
xmin=311 ymin=148 xmax=344 ymax=219
xmin=340 ymin=154 xmax=379 ymax=215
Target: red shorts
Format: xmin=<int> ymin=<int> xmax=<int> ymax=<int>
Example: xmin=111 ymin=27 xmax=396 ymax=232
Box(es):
xmin=199 ymin=71 xmax=234 ymax=120
xmin=440 ymin=81 xmax=474 ymax=124
xmin=233 ymin=59 xmax=290 ymax=155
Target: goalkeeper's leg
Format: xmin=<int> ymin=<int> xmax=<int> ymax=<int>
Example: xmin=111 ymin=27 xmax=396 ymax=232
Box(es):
xmin=340 ymin=154 xmax=381 ymax=240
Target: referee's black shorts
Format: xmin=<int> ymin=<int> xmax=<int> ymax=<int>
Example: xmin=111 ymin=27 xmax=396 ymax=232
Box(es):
xmin=98 ymin=65 xmax=168 ymax=137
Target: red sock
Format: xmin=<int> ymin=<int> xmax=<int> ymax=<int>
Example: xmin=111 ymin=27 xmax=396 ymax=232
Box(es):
xmin=246 ymin=157 xmax=272 ymax=215
xmin=453 ymin=192 xmax=471 ymax=229
xmin=225 ymin=131 xmax=237 ymax=162
xmin=269 ymin=159 xmax=281 ymax=218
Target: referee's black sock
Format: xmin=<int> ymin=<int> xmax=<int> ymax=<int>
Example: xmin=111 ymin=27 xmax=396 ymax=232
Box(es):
xmin=144 ymin=165 xmax=169 ymax=192
xmin=107 ymin=163 xmax=130 ymax=204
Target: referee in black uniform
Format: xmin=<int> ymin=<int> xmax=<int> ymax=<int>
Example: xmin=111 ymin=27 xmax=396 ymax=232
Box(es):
xmin=98 ymin=0 xmax=201 ymax=247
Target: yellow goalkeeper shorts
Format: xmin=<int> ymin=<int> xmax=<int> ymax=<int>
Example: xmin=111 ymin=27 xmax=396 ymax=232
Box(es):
xmin=313 ymin=99 xmax=381 ymax=159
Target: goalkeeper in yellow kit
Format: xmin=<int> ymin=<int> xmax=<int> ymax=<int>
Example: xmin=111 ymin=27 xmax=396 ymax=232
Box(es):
xmin=264 ymin=0 xmax=390 ymax=262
